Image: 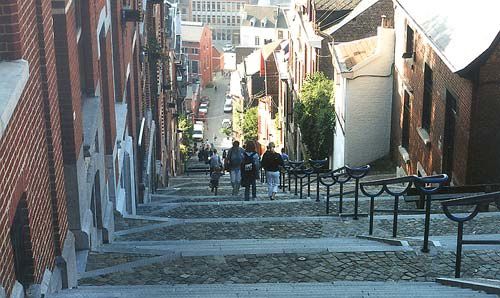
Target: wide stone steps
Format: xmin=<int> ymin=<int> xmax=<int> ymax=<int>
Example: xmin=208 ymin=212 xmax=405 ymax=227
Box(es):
xmin=104 ymin=237 xmax=412 ymax=256
xmin=48 ymin=282 xmax=495 ymax=297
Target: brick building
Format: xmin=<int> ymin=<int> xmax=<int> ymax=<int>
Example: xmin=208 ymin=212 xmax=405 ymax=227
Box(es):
xmin=181 ymin=21 xmax=213 ymax=88
xmin=391 ymin=0 xmax=500 ymax=184
xmin=0 ymin=0 xmax=76 ymax=295
xmin=212 ymin=44 xmax=224 ymax=73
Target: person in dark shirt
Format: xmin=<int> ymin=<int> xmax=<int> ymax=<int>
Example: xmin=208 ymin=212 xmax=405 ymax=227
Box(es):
xmin=261 ymin=142 xmax=284 ymax=200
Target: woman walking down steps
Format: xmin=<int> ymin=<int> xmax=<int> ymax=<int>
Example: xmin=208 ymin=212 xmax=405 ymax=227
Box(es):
xmin=261 ymin=142 xmax=284 ymax=200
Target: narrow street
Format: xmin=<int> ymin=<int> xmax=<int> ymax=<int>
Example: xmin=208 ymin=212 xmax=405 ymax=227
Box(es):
xmin=49 ymin=163 xmax=500 ymax=297
xmin=200 ymin=73 xmax=233 ymax=150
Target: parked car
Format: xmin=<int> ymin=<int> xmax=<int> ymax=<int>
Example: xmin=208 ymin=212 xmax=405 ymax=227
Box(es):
xmin=222 ymin=43 xmax=234 ymax=52
xmin=201 ymin=95 xmax=209 ymax=105
xmin=221 ymin=118 xmax=232 ymax=128
xmin=223 ymin=99 xmax=232 ymax=113
xmin=192 ymin=123 xmax=204 ymax=141
xmin=199 ymin=102 xmax=208 ymax=114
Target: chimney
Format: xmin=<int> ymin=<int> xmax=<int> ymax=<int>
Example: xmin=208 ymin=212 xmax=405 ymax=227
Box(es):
xmin=381 ymin=15 xmax=387 ymax=28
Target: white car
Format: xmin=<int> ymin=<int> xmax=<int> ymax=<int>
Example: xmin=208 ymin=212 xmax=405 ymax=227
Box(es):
xmin=223 ymin=99 xmax=232 ymax=113
xmin=192 ymin=123 xmax=204 ymax=141
xmin=199 ymin=102 xmax=208 ymax=114
xmin=222 ymin=43 xmax=234 ymax=52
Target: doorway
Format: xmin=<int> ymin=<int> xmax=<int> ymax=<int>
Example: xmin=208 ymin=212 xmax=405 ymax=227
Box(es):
xmin=10 ymin=195 xmax=35 ymax=290
xmin=442 ymin=91 xmax=457 ymax=183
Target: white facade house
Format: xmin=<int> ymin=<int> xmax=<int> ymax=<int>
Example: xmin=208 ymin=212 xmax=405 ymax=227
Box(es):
xmin=331 ymin=25 xmax=395 ymax=169
xmin=240 ymin=5 xmax=288 ymax=47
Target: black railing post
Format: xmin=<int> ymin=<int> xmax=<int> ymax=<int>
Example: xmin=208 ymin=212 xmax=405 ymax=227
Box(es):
xmin=307 ymin=174 xmax=311 ymax=198
xmin=294 ymin=173 xmax=298 ymax=195
xmin=326 ymin=186 xmax=330 ymax=214
xmin=316 ymin=172 xmax=320 ymax=202
xmin=288 ymin=170 xmax=291 ymax=192
xmin=299 ymin=177 xmax=303 ymax=199
xmin=415 ymin=174 xmax=448 ymax=253
xmin=392 ymin=195 xmax=399 ymax=238
xmin=455 ymin=221 xmax=464 ymax=278
xmin=422 ymin=194 xmax=432 ymax=252
xmin=354 ymin=178 xmax=360 ymax=220
xmin=339 ymin=184 xmax=344 ymax=213
xmin=345 ymin=165 xmax=370 ymax=219
xmin=369 ymin=196 xmax=375 ymax=235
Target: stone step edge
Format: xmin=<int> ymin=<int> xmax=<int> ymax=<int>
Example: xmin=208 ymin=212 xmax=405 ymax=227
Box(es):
xmin=436 ymin=277 xmax=500 ymax=295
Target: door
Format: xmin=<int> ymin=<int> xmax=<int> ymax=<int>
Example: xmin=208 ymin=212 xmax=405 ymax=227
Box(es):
xmin=442 ymin=91 xmax=457 ymax=182
xmin=10 ymin=197 xmax=34 ymax=289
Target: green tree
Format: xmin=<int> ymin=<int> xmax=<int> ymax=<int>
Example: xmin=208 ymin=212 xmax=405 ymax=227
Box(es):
xmin=242 ymin=106 xmax=258 ymax=141
xmin=294 ymin=72 xmax=335 ymax=160
xmin=178 ymin=114 xmax=194 ymax=161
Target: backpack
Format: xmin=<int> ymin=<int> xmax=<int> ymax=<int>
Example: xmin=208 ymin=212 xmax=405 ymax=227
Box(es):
xmin=241 ymin=152 xmax=257 ymax=180
xmin=228 ymin=148 xmax=243 ymax=169
xmin=209 ymin=155 xmax=222 ymax=169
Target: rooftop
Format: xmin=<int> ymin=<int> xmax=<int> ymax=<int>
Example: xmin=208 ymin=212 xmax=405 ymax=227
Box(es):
xmin=242 ymin=5 xmax=287 ymax=29
xmin=334 ymin=36 xmax=378 ymax=71
xmin=314 ymin=0 xmax=362 ymax=11
xmin=181 ymin=21 xmax=205 ymax=42
xmin=323 ymin=0 xmax=381 ymax=35
xmin=395 ymin=0 xmax=500 ymax=73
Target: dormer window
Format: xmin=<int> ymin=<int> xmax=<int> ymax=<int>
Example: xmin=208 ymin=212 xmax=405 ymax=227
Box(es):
xmin=261 ymin=17 xmax=267 ymax=27
xmin=250 ymin=17 xmax=256 ymax=26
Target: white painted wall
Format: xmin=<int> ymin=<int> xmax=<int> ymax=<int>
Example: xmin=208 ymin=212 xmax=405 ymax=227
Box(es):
xmin=240 ymin=26 xmax=277 ymax=47
xmin=333 ymin=27 xmax=395 ymax=167
xmin=224 ymin=52 xmax=236 ymax=70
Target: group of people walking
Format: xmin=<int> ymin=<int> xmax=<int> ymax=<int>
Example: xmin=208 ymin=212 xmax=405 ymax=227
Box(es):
xmin=218 ymin=140 xmax=287 ymax=201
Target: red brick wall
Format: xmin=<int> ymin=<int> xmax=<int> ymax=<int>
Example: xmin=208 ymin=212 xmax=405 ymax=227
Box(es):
xmin=467 ymin=40 xmax=500 ymax=183
xmin=392 ymin=24 xmax=474 ymax=185
xmin=0 ymin=0 xmax=68 ymax=294
xmin=212 ymin=46 xmax=222 ymax=72
xmin=0 ymin=1 xmax=23 ymax=60
xmin=199 ymin=26 xmax=213 ymax=87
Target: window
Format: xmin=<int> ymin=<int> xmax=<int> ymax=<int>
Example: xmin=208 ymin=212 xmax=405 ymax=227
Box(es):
xmin=232 ymin=16 xmax=235 ymax=25
xmin=193 ymin=48 xmax=199 ymax=54
xmin=195 ymin=1 xmax=200 ymax=11
xmin=422 ymin=63 xmax=433 ymax=131
xmin=217 ymin=2 xmax=220 ymax=11
xmin=402 ymin=90 xmax=411 ymax=149
xmin=405 ymin=25 xmax=414 ymax=55
xmin=212 ymin=2 xmax=215 ymax=11
xmin=278 ymin=30 xmax=283 ymax=39
xmin=237 ymin=16 xmax=241 ymax=24
xmin=191 ymin=60 xmax=199 ymax=74
xmin=255 ymin=36 xmax=260 ymax=45
xmin=212 ymin=16 xmax=216 ymax=23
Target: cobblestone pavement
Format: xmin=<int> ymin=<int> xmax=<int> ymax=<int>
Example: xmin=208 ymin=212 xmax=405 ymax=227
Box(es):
xmin=80 ymin=250 xmax=500 ymax=285
xmin=114 ymin=212 xmax=160 ymax=231
xmin=146 ymin=199 xmax=479 ymax=219
xmin=116 ymin=215 xmax=500 ymax=241
xmin=85 ymin=253 xmax=156 ymax=271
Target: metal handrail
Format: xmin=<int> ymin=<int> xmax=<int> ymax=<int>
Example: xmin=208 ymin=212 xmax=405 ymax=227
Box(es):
xmin=359 ymin=174 xmax=448 ymax=252
xmin=441 ymin=191 xmax=500 ymax=278
xmin=343 ymin=165 xmax=371 ymax=219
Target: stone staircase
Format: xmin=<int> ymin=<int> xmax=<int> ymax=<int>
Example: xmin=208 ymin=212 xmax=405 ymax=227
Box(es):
xmin=49 ymin=282 xmax=497 ymax=297
xmin=49 ymin=170 xmax=500 ymax=297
